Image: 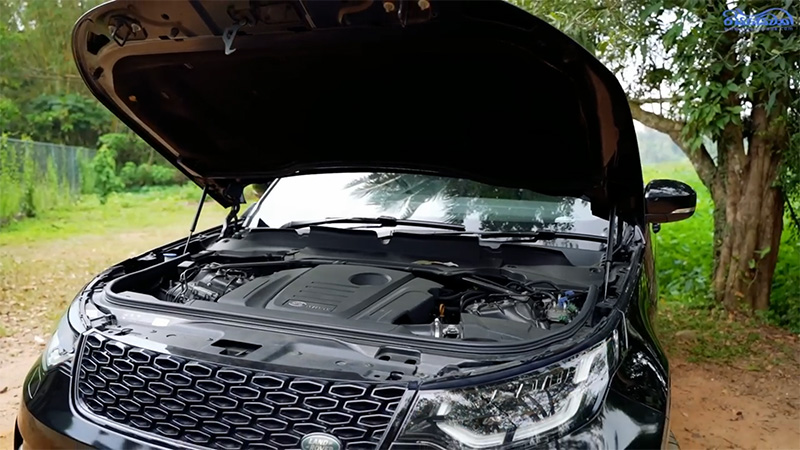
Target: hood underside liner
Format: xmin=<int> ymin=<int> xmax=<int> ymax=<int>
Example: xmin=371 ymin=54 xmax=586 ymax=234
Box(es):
xmin=72 ymin=0 xmax=643 ymax=220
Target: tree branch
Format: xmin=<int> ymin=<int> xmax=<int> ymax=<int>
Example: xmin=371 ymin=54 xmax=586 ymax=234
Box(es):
xmin=629 ymin=96 xmax=681 ymax=104
xmin=629 ymin=100 xmax=717 ymax=189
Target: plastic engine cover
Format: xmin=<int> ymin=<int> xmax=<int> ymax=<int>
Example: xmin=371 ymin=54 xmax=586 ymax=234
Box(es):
xmin=215 ymin=264 xmax=425 ymax=319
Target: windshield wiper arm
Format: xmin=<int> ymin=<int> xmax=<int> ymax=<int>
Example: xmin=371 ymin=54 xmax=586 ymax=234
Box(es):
xmin=279 ymin=216 xmax=465 ymax=231
xmin=432 ymin=230 xmax=606 ymax=243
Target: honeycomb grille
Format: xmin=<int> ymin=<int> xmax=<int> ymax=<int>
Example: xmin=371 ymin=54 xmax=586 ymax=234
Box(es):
xmin=75 ymin=333 xmax=407 ymax=450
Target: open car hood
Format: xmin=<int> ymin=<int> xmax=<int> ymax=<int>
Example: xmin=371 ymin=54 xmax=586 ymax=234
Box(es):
xmin=72 ymin=0 xmax=643 ymax=221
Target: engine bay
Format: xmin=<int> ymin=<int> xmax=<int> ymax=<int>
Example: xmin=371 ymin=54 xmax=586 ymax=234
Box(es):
xmin=120 ymin=257 xmax=592 ymax=343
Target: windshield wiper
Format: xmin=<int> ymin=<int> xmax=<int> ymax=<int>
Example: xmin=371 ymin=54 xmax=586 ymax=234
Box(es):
xmin=279 ymin=216 xmax=466 ymax=231
xmin=431 ymin=230 xmax=606 ymax=243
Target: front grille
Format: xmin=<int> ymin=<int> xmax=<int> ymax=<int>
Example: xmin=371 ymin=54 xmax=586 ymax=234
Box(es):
xmin=75 ymin=333 xmax=407 ymax=450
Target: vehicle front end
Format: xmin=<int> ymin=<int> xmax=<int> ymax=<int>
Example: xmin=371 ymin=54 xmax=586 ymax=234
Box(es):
xmin=16 ymin=0 xmax=697 ymax=448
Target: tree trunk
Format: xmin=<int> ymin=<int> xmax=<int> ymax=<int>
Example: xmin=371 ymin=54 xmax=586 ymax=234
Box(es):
xmin=630 ymin=101 xmax=786 ymax=312
xmin=712 ymin=169 xmax=784 ymax=310
xmin=712 ymin=105 xmax=785 ymax=311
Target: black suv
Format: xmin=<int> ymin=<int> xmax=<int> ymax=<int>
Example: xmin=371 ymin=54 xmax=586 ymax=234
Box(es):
xmin=16 ymin=1 xmax=695 ymax=449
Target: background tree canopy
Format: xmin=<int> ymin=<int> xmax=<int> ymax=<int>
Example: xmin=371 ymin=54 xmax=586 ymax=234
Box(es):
xmin=514 ymin=0 xmax=799 ymax=311
xmin=0 ymin=0 xmax=115 ymax=147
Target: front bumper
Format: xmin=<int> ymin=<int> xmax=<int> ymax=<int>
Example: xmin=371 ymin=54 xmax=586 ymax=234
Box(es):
xmin=17 ymin=360 xmax=667 ymax=450
xmin=17 ymin=359 xmax=166 ymax=450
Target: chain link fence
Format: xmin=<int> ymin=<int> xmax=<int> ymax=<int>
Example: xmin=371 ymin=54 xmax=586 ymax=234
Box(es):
xmin=2 ymin=137 xmax=94 ymax=195
xmin=0 ymin=136 xmax=95 ymax=225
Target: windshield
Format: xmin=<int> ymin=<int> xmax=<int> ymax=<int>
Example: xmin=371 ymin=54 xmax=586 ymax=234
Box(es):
xmin=247 ymin=173 xmax=608 ymax=237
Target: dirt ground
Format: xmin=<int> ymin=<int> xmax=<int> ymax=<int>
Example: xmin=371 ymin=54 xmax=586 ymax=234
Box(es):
xmin=1 ymin=230 xmax=799 ymax=449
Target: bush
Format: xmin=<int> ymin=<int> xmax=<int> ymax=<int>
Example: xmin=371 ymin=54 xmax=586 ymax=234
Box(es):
xmin=151 ymin=164 xmax=180 ymax=185
xmin=92 ymin=144 xmax=123 ymax=203
xmin=0 ymin=135 xmax=23 ymax=224
xmin=24 ymin=94 xmax=112 ymax=147
xmin=33 ymin=157 xmax=68 ymax=214
xmin=766 ymin=230 xmax=800 ymax=332
xmin=119 ymin=162 xmax=182 ymax=189
xmin=0 ymin=135 xmax=72 ymax=224
xmin=98 ymin=133 xmax=153 ymax=166
xmin=78 ymin=151 xmax=96 ymax=195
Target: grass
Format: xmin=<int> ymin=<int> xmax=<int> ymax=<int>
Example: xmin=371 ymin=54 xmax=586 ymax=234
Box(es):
xmin=0 ymin=184 xmax=223 ymax=246
xmin=657 ymin=302 xmax=799 ymax=369
xmin=0 ymin=184 xmax=226 ymax=336
xmin=643 ymin=161 xmax=800 ymax=364
xmin=643 ymin=162 xmax=716 ymax=305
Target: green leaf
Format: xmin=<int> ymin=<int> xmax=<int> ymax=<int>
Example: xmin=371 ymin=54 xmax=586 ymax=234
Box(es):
xmin=748 ymin=259 xmax=756 ymax=269
xmin=757 ymin=246 xmax=771 ymax=259
xmin=766 ymin=91 xmax=777 ymax=114
xmin=640 ymin=1 xmax=663 ymax=20
xmin=663 ymin=22 xmax=683 ymax=47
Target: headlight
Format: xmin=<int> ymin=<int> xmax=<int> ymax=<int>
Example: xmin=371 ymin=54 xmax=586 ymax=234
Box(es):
xmin=41 ymin=296 xmax=88 ymax=371
xmin=395 ymin=331 xmax=620 ymax=449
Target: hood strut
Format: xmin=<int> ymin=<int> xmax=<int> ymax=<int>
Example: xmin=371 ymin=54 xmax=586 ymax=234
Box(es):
xmin=603 ymin=207 xmax=616 ymax=298
xmin=183 ymin=185 xmax=209 ymax=254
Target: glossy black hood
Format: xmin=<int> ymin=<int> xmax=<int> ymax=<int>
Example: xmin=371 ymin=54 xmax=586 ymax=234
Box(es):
xmin=72 ymin=0 xmax=643 ymax=220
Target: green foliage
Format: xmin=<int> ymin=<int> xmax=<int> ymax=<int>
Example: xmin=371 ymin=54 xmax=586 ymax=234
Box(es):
xmin=0 ymin=0 xmax=102 ymax=100
xmin=98 ymin=132 xmax=154 ymax=166
xmin=91 ymin=144 xmax=123 ymax=203
xmin=0 ymin=135 xmax=72 ymax=225
xmin=32 ymin=157 xmax=68 ymax=214
xmin=77 ymin=151 xmax=96 ymax=195
xmin=0 ymin=96 xmax=22 ymax=131
xmin=0 ymin=184 xmax=224 ymax=246
xmin=119 ymin=161 xmax=181 ymax=188
xmin=645 ymin=162 xmax=800 ymax=332
xmin=1 ymin=0 xmax=110 ymax=146
xmin=766 ymin=231 xmax=800 ymax=332
xmin=656 ymin=302 xmax=797 ymax=366
xmin=644 ymin=163 xmax=713 ymax=303
xmin=0 ymin=135 xmax=22 ymax=224
xmin=19 ymin=141 xmax=36 ymax=217
xmin=23 ymin=94 xmax=112 ymax=146
xmin=518 ymin=0 xmax=799 ymax=214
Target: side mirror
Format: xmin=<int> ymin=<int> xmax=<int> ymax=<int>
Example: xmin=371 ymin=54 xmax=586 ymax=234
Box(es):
xmin=644 ymin=179 xmax=696 ymax=224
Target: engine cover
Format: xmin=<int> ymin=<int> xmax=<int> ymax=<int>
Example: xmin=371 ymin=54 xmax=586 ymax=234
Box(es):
xmin=214 ymin=264 xmax=439 ymax=322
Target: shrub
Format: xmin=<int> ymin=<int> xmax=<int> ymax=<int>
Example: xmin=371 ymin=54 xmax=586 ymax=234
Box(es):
xmin=24 ymin=94 xmax=112 ymax=147
xmin=0 ymin=135 xmax=22 ymax=224
xmin=150 ymin=164 xmax=180 ymax=185
xmin=119 ymin=162 xmax=182 ymax=189
xmin=119 ymin=161 xmax=140 ymax=187
xmin=98 ymin=133 xmax=153 ymax=166
xmin=0 ymin=136 xmax=72 ymax=224
xmin=19 ymin=144 xmax=36 ymax=217
xmin=77 ymin=151 xmax=96 ymax=195
xmin=32 ymin=157 xmax=67 ymax=214
xmin=92 ymin=144 xmax=123 ymax=203
xmin=766 ymin=229 xmax=800 ymax=332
